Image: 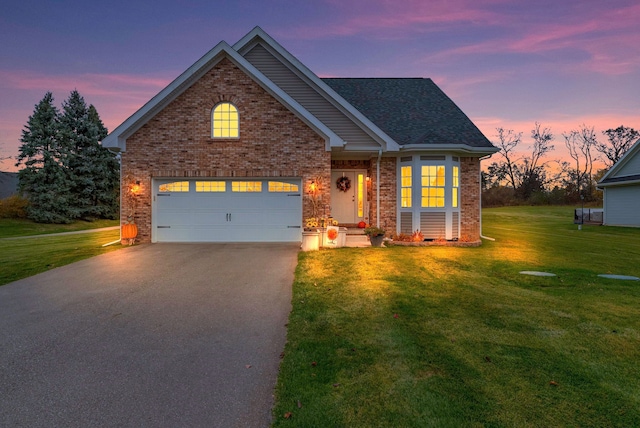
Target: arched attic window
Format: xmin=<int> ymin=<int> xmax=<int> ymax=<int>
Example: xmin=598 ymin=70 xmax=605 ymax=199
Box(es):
xmin=211 ymin=102 xmax=239 ymax=138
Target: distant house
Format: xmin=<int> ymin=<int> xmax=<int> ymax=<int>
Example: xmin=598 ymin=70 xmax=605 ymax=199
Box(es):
xmin=598 ymin=138 xmax=640 ymax=227
xmin=0 ymin=171 xmax=18 ymax=199
xmin=102 ymin=27 xmax=497 ymax=244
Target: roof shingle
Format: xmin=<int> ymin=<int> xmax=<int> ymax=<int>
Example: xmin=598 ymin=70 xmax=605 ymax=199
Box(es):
xmin=322 ymin=78 xmax=494 ymax=148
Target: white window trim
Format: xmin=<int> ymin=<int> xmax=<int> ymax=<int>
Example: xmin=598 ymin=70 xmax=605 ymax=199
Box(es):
xmin=397 ymin=155 xmax=461 ymax=239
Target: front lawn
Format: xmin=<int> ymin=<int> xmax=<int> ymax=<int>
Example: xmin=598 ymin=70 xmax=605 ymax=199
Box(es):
xmin=0 ymin=218 xmax=118 ymax=239
xmin=272 ymin=206 xmax=640 ymax=427
xmin=0 ymin=228 xmax=122 ymax=286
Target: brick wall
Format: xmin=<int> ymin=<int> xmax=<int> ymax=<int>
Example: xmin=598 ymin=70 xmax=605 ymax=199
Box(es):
xmin=121 ymin=57 xmax=329 ymax=243
xmin=460 ymin=157 xmax=481 ymax=241
xmin=376 ymin=157 xmax=397 ymax=231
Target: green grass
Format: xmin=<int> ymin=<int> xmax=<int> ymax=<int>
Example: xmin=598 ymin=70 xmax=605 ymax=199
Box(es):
xmin=0 ymin=228 xmax=122 ymax=286
xmin=0 ymin=218 xmax=118 ymax=238
xmin=272 ymin=206 xmax=640 ymax=427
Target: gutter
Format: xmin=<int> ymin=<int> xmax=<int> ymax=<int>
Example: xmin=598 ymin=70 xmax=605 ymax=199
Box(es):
xmin=376 ymin=149 xmax=382 ymax=228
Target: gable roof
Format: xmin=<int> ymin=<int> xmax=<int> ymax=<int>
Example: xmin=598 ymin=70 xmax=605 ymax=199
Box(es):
xmin=103 ymin=27 xmax=496 ymax=156
xmin=234 ymin=27 xmax=401 ymax=152
xmin=323 ymin=78 xmax=496 ymax=153
xmin=102 ymin=40 xmax=345 ymax=152
xmin=598 ymin=138 xmax=640 ymax=187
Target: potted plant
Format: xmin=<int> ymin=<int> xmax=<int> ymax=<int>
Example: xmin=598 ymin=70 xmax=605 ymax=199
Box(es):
xmin=363 ymin=226 xmax=385 ymax=247
xmin=302 ymin=217 xmax=320 ymax=251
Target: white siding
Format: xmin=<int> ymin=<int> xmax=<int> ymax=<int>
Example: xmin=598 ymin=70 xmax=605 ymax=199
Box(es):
xmin=420 ymin=212 xmax=446 ymax=239
xmin=243 ymin=43 xmax=381 ymax=151
xmin=604 ymin=185 xmax=640 ymax=227
xmin=616 ymin=153 xmax=640 ymax=177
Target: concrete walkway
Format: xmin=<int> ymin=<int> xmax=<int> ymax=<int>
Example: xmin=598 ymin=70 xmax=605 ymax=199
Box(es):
xmin=0 ymin=243 xmax=297 ymax=427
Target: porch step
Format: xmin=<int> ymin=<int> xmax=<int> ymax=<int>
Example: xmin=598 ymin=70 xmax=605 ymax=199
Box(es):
xmin=344 ymin=234 xmax=370 ymax=247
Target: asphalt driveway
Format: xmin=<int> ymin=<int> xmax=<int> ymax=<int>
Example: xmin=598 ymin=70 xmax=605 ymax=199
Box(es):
xmin=0 ymin=243 xmax=298 ymax=427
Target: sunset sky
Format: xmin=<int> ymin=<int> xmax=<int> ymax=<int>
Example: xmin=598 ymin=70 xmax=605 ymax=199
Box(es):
xmin=1 ymin=0 xmax=639 ymax=171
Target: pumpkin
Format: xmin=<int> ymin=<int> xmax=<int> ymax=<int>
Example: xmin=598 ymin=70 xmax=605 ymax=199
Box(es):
xmin=357 ymin=221 xmax=366 ymax=228
xmin=122 ymin=223 xmax=138 ymax=240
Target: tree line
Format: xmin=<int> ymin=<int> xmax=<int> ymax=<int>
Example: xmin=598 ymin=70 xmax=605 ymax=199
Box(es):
xmin=14 ymin=91 xmax=119 ymax=223
xmin=482 ymin=124 xmax=639 ymax=207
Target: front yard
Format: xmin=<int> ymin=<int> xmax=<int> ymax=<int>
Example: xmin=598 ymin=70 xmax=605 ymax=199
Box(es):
xmin=272 ymin=206 xmax=640 ymax=427
xmin=0 ymin=219 xmax=120 ymax=286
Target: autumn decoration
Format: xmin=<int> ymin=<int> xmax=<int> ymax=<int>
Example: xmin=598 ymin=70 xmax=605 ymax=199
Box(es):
xmin=122 ymin=174 xmax=141 ymax=245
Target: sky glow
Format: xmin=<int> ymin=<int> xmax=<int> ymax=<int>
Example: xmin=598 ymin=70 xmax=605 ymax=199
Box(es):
xmin=1 ymin=0 xmax=638 ymax=171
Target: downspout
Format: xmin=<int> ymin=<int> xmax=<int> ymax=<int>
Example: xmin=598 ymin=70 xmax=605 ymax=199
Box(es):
xmin=376 ymin=149 xmax=382 ymax=228
xmin=479 ymin=154 xmax=495 ymax=241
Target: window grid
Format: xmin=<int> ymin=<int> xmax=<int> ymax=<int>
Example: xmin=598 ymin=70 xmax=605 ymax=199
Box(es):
xmin=232 ymin=181 xmax=262 ymax=192
xmin=357 ymin=174 xmax=364 ymax=217
xmin=159 ymin=181 xmax=189 ymax=192
xmin=401 ymin=166 xmax=412 ymax=208
xmin=212 ymin=102 xmax=239 ymax=138
xmin=452 ymin=166 xmax=459 ymax=208
xmin=421 ymin=165 xmax=445 ymax=208
xmin=268 ymin=181 xmax=299 ymax=192
xmin=196 ymin=181 xmax=226 ymax=192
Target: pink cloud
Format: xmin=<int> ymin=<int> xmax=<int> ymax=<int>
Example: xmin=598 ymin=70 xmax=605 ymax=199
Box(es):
xmin=0 ymin=70 xmax=171 ymax=100
xmin=423 ymin=3 xmax=640 ymax=76
xmin=277 ymin=0 xmax=505 ymax=40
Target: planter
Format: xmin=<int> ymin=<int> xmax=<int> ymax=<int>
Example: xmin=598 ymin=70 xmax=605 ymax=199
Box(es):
xmin=322 ymin=226 xmax=340 ymax=248
xmin=301 ymin=230 xmax=320 ymax=251
xmin=369 ymin=235 xmax=385 ymax=247
xmin=338 ymin=227 xmax=347 ymax=247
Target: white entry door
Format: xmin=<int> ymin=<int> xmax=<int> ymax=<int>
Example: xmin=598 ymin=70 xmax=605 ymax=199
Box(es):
xmin=330 ymin=170 xmax=366 ymax=224
xmin=152 ymin=178 xmax=302 ymax=242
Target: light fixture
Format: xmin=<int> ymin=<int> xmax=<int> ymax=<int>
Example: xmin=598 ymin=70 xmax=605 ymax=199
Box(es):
xmin=308 ymin=180 xmax=318 ymax=194
xmin=130 ymin=180 xmax=141 ymax=195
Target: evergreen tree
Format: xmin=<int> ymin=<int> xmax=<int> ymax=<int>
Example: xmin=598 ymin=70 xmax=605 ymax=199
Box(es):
xmin=59 ymin=90 xmax=119 ymax=219
xmin=87 ymin=104 xmax=120 ymax=218
xmin=15 ymin=93 xmax=74 ymax=223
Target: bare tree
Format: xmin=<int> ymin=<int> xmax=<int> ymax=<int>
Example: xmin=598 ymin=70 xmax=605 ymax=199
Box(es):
xmin=493 ymin=128 xmax=523 ymax=190
xmin=488 ymin=124 xmax=554 ymax=199
xmin=524 ymin=122 xmax=554 ymax=177
xmin=563 ymin=125 xmax=597 ymax=201
xmin=597 ymin=125 xmax=639 ymax=168
xmin=516 ymin=123 xmax=554 ymax=199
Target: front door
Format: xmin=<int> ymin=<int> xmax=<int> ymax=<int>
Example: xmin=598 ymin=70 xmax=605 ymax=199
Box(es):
xmin=330 ymin=170 xmax=366 ymax=224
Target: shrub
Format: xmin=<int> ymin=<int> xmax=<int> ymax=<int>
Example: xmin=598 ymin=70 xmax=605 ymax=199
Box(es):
xmin=0 ymin=195 xmax=29 ymax=218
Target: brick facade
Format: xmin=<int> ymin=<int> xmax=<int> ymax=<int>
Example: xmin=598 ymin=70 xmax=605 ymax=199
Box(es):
xmin=460 ymin=157 xmax=481 ymax=242
xmin=119 ymin=57 xmax=485 ymax=245
xmin=121 ymin=57 xmax=329 ymax=243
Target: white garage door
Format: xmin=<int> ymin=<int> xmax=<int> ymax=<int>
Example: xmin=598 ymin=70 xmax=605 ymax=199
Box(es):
xmin=152 ymin=178 xmax=302 ymax=242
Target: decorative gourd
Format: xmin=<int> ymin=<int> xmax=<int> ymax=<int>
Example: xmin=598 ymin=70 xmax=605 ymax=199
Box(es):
xmin=122 ymin=222 xmax=138 ymax=240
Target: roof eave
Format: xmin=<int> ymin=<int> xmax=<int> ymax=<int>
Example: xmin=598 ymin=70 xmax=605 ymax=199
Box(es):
xmin=599 ymin=138 xmax=640 ymax=183
xmin=399 ymin=144 xmax=500 ymax=156
xmin=598 ymin=178 xmax=640 ymax=188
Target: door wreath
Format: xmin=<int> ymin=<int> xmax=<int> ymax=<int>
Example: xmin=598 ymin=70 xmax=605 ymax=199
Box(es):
xmin=336 ymin=176 xmax=351 ymax=192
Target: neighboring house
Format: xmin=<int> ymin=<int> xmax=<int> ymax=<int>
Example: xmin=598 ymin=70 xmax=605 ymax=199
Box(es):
xmin=102 ymin=27 xmax=498 ymax=244
xmin=0 ymin=171 xmax=18 ymax=199
xmin=598 ymin=138 xmax=640 ymax=227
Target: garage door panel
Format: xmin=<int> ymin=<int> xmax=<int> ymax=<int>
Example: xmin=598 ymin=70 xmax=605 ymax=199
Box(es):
xmin=153 ymin=179 xmax=302 ymax=242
